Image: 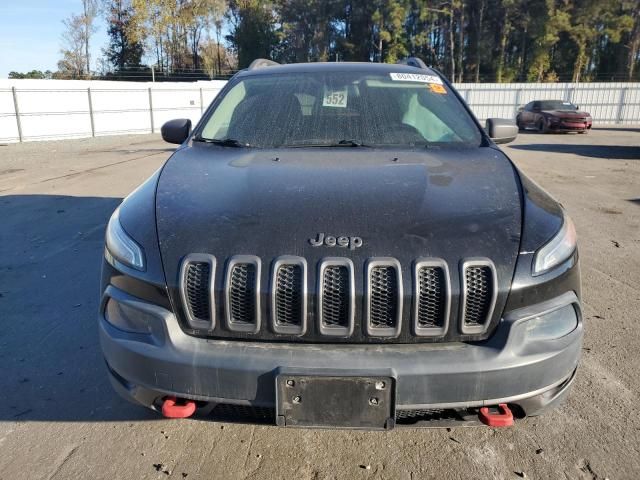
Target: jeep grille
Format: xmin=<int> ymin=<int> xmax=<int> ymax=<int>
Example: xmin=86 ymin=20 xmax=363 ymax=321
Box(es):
xmin=178 ymin=256 xmax=498 ymax=342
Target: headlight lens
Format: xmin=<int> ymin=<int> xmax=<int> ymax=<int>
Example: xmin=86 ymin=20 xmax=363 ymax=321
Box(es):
xmin=533 ymin=214 xmax=577 ymax=275
xmin=105 ymin=207 xmax=145 ymax=271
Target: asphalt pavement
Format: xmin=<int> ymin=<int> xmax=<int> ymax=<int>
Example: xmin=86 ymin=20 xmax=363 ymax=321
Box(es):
xmin=0 ymin=128 xmax=639 ymax=479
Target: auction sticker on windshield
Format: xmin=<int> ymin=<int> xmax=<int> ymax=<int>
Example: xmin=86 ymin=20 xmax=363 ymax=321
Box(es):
xmin=323 ymin=88 xmax=348 ymax=108
xmin=390 ymin=72 xmax=443 ymax=84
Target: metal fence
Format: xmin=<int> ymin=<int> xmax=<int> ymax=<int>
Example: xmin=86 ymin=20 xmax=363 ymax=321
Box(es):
xmin=1 ymin=80 xmax=639 ymax=143
xmin=453 ymin=82 xmax=640 ymax=125
xmin=0 ymin=80 xmax=226 ymax=143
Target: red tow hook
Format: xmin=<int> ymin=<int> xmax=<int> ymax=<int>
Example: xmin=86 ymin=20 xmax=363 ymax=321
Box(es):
xmin=161 ymin=396 xmax=196 ymax=419
xmin=478 ymin=403 xmax=514 ymax=427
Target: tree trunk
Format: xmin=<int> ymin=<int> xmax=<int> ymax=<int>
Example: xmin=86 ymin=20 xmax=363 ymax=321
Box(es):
xmin=475 ymin=0 xmax=484 ymax=83
xmin=497 ymin=9 xmax=509 ymax=82
xmin=215 ymin=25 xmax=222 ymax=76
xmin=83 ymin=0 xmax=91 ymax=76
xmin=449 ymin=9 xmax=455 ymax=80
xmin=458 ymin=3 xmax=465 ymax=82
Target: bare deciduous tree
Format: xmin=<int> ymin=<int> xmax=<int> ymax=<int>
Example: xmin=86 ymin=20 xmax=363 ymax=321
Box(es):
xmin=59 ymin=14 xmax=88 ymax=78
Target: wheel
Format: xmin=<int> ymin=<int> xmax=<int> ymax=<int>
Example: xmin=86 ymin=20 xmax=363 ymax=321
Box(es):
xmin=516 ymin=117 xmax=525 ymax=131
xmin=537 ymin=119 xmax=548 ymax=133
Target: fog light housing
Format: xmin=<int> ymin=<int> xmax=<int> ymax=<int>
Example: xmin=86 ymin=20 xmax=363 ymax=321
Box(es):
xmin=525 ymin=303 xmax=578 ymax=341
xmin=105 ymin=298 xmax=154 ymax=334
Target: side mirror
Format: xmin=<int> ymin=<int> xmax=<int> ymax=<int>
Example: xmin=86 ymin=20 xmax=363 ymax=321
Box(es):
xmin=161 ymin=118 xmax=192 ymax=144
xmin=486 ymin=118 xmax=518 ymax=145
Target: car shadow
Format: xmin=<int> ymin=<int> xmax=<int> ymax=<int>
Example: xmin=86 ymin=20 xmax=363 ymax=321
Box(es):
xmin=508 ymin=143 xmax=640 ymax=160
xmin=593 ymin=127 xmax=640 ymax=133
xmin=0 ymin=194 xmax=159 ymax=422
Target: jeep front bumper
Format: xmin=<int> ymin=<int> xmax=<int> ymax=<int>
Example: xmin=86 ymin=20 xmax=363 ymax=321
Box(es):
xmin=100 ymin=286 xmax=582 ymax=428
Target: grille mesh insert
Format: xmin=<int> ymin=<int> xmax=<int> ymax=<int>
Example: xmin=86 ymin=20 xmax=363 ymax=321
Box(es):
xmin=229 ymin=263 xmax=256 ymax=324
xmin=463 ymin=265 xmax=493 ymax=326
xmin=369 ymin=266 xmax=399 ymax=328
xmin=417 ymin=266 xmax=446 ymax=328
xmin=396 ymin=408 xmax=463 ymax=424
xmin=185 ymin=262 xmax=210 ymax=321
xmin=274 ymin=264 xmax=303 ymax=326
xmin=321 ymin=266 xmax=350 ymax=327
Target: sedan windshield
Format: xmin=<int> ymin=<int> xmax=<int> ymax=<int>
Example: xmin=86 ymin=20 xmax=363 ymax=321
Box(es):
xmin=539 ymin=100 xmax=578 ymax=111
xmin=198 ymin=70 xmax=482 ymax=148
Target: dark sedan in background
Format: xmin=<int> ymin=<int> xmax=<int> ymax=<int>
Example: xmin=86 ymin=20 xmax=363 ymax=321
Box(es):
xmin=516 ymin=100 xmax=593 ymax=133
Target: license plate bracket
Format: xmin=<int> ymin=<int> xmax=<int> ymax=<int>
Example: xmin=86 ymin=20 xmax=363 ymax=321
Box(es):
xmin=276 ymin=375 xmax=395 ymax=430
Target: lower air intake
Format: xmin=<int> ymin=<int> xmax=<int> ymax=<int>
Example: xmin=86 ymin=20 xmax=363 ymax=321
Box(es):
xmin=210 ymin=403 xmax=275 ymax=424
xmin=395 ymin=408 xmax=470 ymax=425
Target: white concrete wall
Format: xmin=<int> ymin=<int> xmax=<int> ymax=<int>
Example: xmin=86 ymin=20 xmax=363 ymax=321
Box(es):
xmin=1 ymin=79 xmax=638 ymax=143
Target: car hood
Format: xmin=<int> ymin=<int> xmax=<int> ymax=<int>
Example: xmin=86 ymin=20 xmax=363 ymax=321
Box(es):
xmin=156 ymin=143 xmax=523 ymax=324
xmin=544 ymin=109 xmax=590 ymax=118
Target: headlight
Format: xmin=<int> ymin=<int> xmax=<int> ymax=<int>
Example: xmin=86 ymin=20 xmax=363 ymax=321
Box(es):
xmin=533 ymin=214 xmax=577 ymax=275
xmin=105 ymin=207 xmax=145 ymax=271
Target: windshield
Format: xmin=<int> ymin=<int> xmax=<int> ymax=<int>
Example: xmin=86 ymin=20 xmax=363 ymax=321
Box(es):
xmin=539 ymin=100 xmax=578 ymax=111
xmin=198 ymin=71 xmax=482 ymax=148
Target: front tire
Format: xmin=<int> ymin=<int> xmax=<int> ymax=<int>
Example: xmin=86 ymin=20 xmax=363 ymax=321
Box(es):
xmin=537 ymin=119 xmax=548 ymax=133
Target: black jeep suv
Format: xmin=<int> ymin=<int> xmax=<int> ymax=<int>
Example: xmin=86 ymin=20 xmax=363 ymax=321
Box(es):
xmin=99 ymin=59 xmax=581 ymax=429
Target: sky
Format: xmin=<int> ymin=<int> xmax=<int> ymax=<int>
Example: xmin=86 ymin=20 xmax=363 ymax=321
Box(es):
xmin=0 ymin=1 xmax=108 ymax=78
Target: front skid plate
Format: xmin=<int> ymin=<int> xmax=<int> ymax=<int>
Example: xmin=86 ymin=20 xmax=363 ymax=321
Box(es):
xmin=275 ymin=375 xmax=395 ymax=430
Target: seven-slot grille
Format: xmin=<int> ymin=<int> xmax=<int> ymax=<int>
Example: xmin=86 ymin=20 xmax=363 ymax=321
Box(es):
xmin=180 ymin=256 xmax=497 ymax=339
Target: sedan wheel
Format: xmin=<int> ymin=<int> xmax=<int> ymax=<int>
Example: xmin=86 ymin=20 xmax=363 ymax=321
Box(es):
xmin=537 ymin=119 xmax=548 ymax=133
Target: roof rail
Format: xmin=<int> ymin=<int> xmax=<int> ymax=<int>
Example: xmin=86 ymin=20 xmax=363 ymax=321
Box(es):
xmin=396 ymin=57 xmax=428 ymax=69
xmin=248 ymin=58 xmax=280 ymax=70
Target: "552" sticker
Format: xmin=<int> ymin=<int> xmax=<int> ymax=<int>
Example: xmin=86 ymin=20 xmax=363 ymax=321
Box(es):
xmin=323 ymin=88 xmax=348 ymax=108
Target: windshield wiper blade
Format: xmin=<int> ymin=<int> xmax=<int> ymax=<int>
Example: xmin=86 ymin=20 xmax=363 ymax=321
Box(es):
xmin=281 ymin=139 xmax=371 ymax=148
xmin=193 ymin=136 xmax=249 ymax=147
xmin=336 ymin=139 xmax=370 ymax=147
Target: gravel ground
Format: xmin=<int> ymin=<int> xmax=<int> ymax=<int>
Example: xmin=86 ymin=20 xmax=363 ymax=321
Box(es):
xmin=0 ymin=128 xmax=639 ymax=480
